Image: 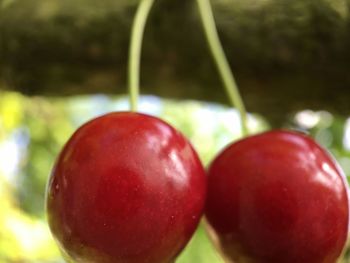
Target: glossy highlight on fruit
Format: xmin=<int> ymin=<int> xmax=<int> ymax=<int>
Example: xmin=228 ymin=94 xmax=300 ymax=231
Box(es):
xmin=206 ymin=130 xmax=349 ymax=263
xmin=46 ymin=112 xmax=206 ymax=263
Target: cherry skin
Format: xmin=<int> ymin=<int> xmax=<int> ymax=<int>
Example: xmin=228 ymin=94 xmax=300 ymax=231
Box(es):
xmin=46 ymin=112 xmax=207 ymax=263
xmin=206 ymin=130 xmax=349 ymax=263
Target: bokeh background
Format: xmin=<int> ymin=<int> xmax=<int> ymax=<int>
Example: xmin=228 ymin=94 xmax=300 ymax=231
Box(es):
xmin=1 ymin=0 xmax=350 ymax=262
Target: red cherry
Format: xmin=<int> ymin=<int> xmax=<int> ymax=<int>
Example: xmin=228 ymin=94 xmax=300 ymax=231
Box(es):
xmin=46 ymin=112 xmax=206 ymax=263
xmin=206 ymin=130 xmax=349 ymax=263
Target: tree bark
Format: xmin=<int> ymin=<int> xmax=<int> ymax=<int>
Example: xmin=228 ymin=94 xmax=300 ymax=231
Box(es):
xmin=1 ymin=0 xmax=350 ymax=125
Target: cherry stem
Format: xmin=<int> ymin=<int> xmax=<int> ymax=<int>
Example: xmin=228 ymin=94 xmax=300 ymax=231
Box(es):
xmin=196 ymin=0 xmax=249 ymax=136
xmin=128 ymin=0 xmax=155 ymax=112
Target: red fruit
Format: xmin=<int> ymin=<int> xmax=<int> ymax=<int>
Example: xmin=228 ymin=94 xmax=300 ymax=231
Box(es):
xmin=206 ymin=130 xmax=349 ymax=263
xmin=46 ymin=112 xmax=206 ymax=263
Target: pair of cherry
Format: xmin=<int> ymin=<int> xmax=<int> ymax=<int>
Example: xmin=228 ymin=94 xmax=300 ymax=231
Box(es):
xmin=46 ymin=111 xmax=349 ymax=263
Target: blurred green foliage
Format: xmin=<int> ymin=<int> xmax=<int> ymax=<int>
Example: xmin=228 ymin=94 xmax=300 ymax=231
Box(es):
xmin=0 ymin=91 xmax=350 ymax=262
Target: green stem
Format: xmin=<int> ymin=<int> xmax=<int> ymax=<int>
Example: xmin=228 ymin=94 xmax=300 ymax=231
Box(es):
xmin=196 ymin=0 xmax=249 ymax=136
xmin=128 ymin=0 xmax=155 ymax=112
